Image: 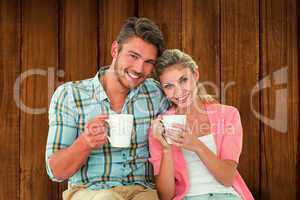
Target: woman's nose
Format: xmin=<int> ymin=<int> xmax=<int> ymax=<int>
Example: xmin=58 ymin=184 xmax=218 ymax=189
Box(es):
xmin=174 ymin=84 xmax=183 ymax=97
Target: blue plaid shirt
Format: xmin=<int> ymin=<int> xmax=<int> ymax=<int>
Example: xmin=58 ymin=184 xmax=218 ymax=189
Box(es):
xmin=46 ymin=66 xmax=170 ymax=189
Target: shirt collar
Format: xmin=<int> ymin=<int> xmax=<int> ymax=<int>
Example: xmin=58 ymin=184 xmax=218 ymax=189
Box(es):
xmin=92 ymin=66 xmax=144 ymax=103
xmin=92 ymin=66 xmax=109 ymax=102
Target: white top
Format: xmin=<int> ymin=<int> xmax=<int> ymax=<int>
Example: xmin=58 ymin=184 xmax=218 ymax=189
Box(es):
xmin=182 ymin=134 xmax=240 ymax=197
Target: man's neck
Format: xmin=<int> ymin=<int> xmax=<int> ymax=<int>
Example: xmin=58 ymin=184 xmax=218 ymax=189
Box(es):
xmin=100 ymin=70 xmax=129 ymax=112
xmin=103 ymin=72 xmax=129 ymax=97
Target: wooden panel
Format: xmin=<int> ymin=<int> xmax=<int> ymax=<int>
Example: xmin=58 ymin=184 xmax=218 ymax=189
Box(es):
xmin=182 ymin=0 xmax=220 ymax=99
xmin=60 ymin=0 xmax=98 ymax=81
xmin=220 ymin=0 xmax=260 ymax=198
xmin=58 ymin=0 xmax=99 ymax=196
xmin=0 ymin=0 xmax=20 ymax=199
xmin=138 ymin=0 xmax=182 ymax=49
xmin=98 ymin=0 xmax=136 ymax=66
xmin=21 ymin=0 xmax=59 ymax=199
xmin=261 ymin=0 xmax=298 ymax=199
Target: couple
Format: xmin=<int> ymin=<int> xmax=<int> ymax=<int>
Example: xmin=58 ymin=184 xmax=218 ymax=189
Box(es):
xmin=46 ymin=17 xmax=254 ymax=200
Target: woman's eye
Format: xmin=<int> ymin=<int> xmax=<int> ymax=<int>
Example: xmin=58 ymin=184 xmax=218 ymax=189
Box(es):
xmin=164 ymin=84 xmax=173 ymax=89
xmin=180 ymin=77 xmax=188 ymax=83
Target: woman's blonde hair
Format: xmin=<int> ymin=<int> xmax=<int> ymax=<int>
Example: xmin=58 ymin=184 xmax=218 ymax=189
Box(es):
xmin=154 ymin=49 xmax=216 ymax=103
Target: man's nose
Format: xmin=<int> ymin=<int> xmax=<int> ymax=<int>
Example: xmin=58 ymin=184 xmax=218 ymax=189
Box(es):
xmin=134 ymin=59 xmax=145 ymax=73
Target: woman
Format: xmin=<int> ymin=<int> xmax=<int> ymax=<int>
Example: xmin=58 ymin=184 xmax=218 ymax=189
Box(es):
xmin=148 ymin=49 xmax=254 ymax=200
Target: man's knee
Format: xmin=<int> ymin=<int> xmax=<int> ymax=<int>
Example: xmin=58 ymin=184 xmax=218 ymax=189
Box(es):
xmin=63 ymin=187 xmax=124 ymax=200
xmin=131 ymin=188 xmax=159 ymax=200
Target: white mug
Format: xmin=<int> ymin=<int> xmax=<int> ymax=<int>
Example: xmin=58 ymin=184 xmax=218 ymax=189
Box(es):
xmin=106 ymin=114 xmax=134 ymax=148
xmin=162 ymin=115 xmax=186 ymax=144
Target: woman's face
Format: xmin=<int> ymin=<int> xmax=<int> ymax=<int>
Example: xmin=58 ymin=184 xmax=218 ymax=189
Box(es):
xmin=159 ymin=64 xmax=199 ymax=108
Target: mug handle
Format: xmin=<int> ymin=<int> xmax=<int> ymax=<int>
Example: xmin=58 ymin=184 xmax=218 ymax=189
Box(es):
xmin=104 ymin=119 xmax=112 ymax=143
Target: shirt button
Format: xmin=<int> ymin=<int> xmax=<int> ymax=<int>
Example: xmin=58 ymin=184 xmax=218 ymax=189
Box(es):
xmin=123 ymin=163 xmax=126 ymax=168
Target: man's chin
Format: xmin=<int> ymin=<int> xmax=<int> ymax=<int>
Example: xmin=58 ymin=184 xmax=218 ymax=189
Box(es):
xmin=126 ymin=78 xmax=146 ymax=89
xmin=120 ymin=79 xmax=142 ymax=90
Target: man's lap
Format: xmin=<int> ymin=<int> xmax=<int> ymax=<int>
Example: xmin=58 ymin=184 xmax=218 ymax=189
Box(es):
xmin=63 ymin=184 xmax=159 ymax=200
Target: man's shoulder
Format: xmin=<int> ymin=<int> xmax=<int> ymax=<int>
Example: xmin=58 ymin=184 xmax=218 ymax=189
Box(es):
xmin=141 ymin=78 xmax=163 ymax=92
xmin=51 ymin=76 xmax=95 ymax=103
xmin=59 ymin=77 xmax=95 ymax=93
xmin=136 ymin=78 xmax=165 ymax=100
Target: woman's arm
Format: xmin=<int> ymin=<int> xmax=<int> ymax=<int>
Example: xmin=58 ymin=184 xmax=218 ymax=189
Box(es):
xmin=155 ymin=149 xmax=176 ymax=200
xmin=149 ymin=119 xmax=176 ymax=200
xmin=167 ymin=131 xmax=237 ymax=187
xmin=168 ymin=109 xmax=242 ymax=187
xmin=194 ymin=142 xmax=237 ymax=186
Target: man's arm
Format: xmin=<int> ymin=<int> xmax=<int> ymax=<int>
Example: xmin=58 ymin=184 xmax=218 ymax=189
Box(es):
xmin=48 ymin=134 xmax=92 ymax=180
xmin=46 ymin=85 xmax=108 ymax=181
xmin=48 ymin=115 xmax=108 ymax=180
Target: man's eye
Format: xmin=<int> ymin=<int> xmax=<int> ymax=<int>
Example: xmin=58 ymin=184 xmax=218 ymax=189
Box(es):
xmin=129 ymin=54 xmax=138 ymax=60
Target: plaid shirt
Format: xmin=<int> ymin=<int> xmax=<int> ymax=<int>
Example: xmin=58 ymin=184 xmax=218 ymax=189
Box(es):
xmin=46 ymin=66 xmax=170 ymax=189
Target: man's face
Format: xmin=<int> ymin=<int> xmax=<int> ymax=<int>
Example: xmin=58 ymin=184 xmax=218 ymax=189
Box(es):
xmin=111 ymin=36 xmax=158 ymax=90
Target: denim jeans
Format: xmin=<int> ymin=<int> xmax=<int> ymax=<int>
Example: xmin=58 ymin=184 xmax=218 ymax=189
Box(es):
xmin=183 ymin=193 xmax=241 ymax=200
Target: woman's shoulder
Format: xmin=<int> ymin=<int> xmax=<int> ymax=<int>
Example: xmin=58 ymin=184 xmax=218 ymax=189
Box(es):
xmin=206 ymin=103 xmax=240 ymax=119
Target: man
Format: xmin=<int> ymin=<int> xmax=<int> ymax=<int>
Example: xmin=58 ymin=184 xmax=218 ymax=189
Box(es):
xmin=46 ymin=17 xmax=169 ymax=200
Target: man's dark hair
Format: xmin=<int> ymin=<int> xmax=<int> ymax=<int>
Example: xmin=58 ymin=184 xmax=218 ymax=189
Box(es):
xmin=116 ymin=17 xmax=164 ymax=57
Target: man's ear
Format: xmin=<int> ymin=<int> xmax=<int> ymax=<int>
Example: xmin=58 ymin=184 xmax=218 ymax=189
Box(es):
xmin=111 ymin=41 xmax=119 ymax=58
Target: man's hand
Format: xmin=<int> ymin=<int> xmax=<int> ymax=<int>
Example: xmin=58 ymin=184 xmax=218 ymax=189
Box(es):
xmin=81 ymin=114 xmax=109 ymax=150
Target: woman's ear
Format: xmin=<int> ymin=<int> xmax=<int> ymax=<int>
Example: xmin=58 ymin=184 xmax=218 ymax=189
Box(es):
xmin=111 ymin=41 xmax=119 ymax=58
xmin=194 ymin=67 xmax=200 ymax=81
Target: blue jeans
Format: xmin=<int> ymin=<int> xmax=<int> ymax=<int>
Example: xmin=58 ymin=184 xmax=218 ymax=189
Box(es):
xmin=183 ymin=193 xmax=241 ymax=200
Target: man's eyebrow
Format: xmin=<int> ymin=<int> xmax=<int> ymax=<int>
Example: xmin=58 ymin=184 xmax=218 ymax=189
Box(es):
xmin=128 ymin=50 xmax=156 ymax=63
xmin=128 ymin=50 xmax=141 ymax=57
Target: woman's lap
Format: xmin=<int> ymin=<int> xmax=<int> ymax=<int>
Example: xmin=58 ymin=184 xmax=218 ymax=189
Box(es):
xmin=183 ymin=193 xmax=241 ymax=200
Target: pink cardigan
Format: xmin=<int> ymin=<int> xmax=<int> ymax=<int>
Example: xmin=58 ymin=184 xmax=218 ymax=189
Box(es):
xmin=148 ymin=103 xmax=254 ymax=200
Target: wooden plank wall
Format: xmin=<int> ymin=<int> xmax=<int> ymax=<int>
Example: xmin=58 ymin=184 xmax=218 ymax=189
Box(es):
xmin=21 ymin=0 xmax=58 ymax=199
xmin=220 ymin=0 xmax=260 ymax=198
xmin=0 ymin=0 xmax=20 ymax=199
xmin=0 ymin=0 xmax=298 ymax=199
xmin=260 ymin=0 xmax=299 ymax=199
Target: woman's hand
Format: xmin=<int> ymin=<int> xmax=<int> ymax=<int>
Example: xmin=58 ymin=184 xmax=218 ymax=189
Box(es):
xmin=166 ymin=123 xmax=202 ymax=152
xmin=151 ymin=119 xmax=171 ymax=149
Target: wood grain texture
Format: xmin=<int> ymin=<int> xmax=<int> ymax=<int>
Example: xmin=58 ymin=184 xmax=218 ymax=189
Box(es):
xmin=220 ymin=0 xmax=260 ymax=198
xmin=0 ymin=1 xmax=299 ymax=199
xmin=21 ymin=0 xmax=59 ymax=199
xmin=60 ymin=0 xmax=98 ymax=81
xmin=260 ymin=0 xmax=298 ymax=199
xmin=182 ymin=0 xmax=220 ymax=99
xmin=0 ymin=0 xmax=20 ymax=199
xmin=138 ymin=0 xmax=182 ymax=49
xmin=98 ymin=0 xmax=136 ymax=67
xmin=58 ymin=0 xmax=99 ymax=196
